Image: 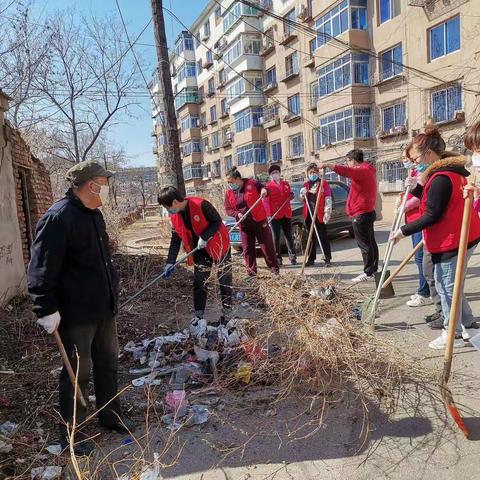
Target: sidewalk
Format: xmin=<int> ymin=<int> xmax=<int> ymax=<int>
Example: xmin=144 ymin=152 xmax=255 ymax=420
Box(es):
xmin=161 ymin=223 xmax=480 ymax=480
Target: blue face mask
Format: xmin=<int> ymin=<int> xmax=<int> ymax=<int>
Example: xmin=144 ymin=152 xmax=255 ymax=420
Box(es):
xmin=403 ymin=160 xmax=415 ymax=170
xmin=308 ymin=174 xmax=319 ymax=182
xmin=229 ymin=183 xmax=239 ymax=191
xmin=416 ymin=163 xmax=428 ymax=173
xmin=167 ymin=207 xmax=180 ymax=215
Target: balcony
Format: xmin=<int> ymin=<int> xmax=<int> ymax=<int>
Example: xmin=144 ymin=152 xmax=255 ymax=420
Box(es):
xmin=281 ymin=67 xmax=300 ymax=82
xmin=220 ymin=109 xmax=230 ymax=119
xmin=183 ymin=164 xmax=203 ymax=181
xmin=283 ymin=113 xmax=301 ymax=124
xmin=280 ymin=30 xmax=297 ymax=46
xmin=263 ymin=115 xmax=280 ymax=129
xmin=378 ymin=125 xmax=408 ymax=139
xmin=304 ymin=55 xmax=315 ymax=68
xmin=204 ymin=56 xmax=213 ymax=69
xmin=260 ymin=41 xmax=275 ymax=56
xmin=263 ymin=81 xmax=278 ymax=93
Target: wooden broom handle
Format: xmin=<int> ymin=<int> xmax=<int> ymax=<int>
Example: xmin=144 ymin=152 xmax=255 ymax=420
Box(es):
xmin=382 ymin=240 xmax=424 ymax=289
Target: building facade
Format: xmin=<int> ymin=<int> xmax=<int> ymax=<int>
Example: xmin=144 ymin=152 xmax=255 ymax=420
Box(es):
xmin=151 ymin=0 xmax=480 ymax=197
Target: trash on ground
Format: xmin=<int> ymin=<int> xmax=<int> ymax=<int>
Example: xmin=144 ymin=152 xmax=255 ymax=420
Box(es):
xmin=45 ymin=444 xmax=62 ymax=455
xmin=88 ymin=395 xmax=96 ymax=403
xmin=0 ymin=421 xmax=18 ymax=437
xmin=122 ymin=436 xmax=134 ymax=446
xmin=165 ymin=390 xmax=188 ymax=416
xmin=132 ymin=371 xmax=161 ymax=387
xmin=162 ymin=404 xmax=210 ymax=430
xmin=118 ymin=452 xmax=163 ymax=480
xmin=31 ymin=465 xmax=62 ymax=480
xmin=236 ymin=291 xmax=246 ymax=300
xmin=0 ymin=440 xmax=13 ymax=453
xmin=235 ymin=362 xmax=253 ymax=384
xmin=242 ymin=341 xmax=266 ymax=362
xmin=470 ymin=332 xmax=480 ymax=351
xmin=309 ymin=285 xmax=336 ymax=301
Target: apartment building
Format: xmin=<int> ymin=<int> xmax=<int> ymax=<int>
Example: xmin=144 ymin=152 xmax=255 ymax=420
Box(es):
xmin=152 ymin=0 xmax=479 ymax=196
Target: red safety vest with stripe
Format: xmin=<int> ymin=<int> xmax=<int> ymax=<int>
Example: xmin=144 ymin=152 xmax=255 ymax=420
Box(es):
xmin=226 ymin=179 xmax=268 ymax=223
xmin=420 ymin=171 xmax=480 ymax=253
xmin=302 ymin=180 xmax=327 ymax=223
xmin=170 ymin=197 xmax=230 ymax=262
xmin=265 ymin=179 xmax=292 ymax=219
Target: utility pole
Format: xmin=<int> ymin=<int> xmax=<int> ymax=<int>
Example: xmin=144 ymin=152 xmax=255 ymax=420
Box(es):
xmin=151 ymin=0 xmax=185 ymax=196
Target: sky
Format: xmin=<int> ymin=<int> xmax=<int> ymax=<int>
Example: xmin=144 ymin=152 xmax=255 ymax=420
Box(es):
xmin=33 ymin=0 xmax=209 ymax=167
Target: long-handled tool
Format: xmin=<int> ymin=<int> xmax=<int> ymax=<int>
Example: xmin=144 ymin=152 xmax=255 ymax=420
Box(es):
xmin=363 ymin=185 xmax=411 ymax=325
xmin=267 ymin=197 xmax=291 ymax=226
xmin=439 ymin=178 xmax=475 ymax=438
xmin=381 ymin=239 xmax=424 ymax=290
xmin=53 ymin=330 xmax=87 ymax=408
xmin=229 ymin=195 xmax=264 ymax=231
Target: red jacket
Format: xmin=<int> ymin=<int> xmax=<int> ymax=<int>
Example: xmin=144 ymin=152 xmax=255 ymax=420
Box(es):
xmin=421 ymin=171 xmax=480 ymax=253
xmin=170 ymin=197 xmax=230 ymax=262
xmin=302 ymin=180 xmax=331 ymax=223
xmin=265 ymin=179 xmax=292 ymax=219
xmin=333 ymin=163 xmax=377 ymax=217
xmin=225 ymin=178 xmax=267 ymax=225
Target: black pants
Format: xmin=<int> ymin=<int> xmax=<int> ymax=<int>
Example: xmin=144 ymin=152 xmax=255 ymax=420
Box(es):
xmin=193 ymin=249 xmax=232 ymax=316
xmin=305 ymin=216 xmax=331 ymax=262
xmin=352 ymin=211 xmax=379 ymax=276
xmin=58 ymin=317 xmax=120 ymax=439
xmin=270 ymin=217 xmax=296 ymax=261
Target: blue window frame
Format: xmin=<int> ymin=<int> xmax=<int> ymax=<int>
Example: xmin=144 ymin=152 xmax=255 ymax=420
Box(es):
xmin=381 ymin=44 xmax=402 ymax=81
xmin=234 ymin=107 xmax=263 ymax=133
xmin=206 ymin=50 xmax=213 ymax=64
xmin=289 ymin=134 xmax=304 ymax=157
xmin=379 ymin=0 xmax=394 ymax=24
xmin=270 ymin=141 xmax=282 ymax=162
xmin=318 ymin=106 xmax=371 ymax=146
xmin=224 ymin=155 xmax=233 ymax=171
xmin=210 ymin=105 xmax=217 ymax=122
xmin=382 ymin=102 xmax=406 ymax=131
xmin=288 ymin=94 xmax=301 ymax=115
xmin=429 ymin=16 xmax=460 ymax=61
xmin=431 ymin=84 xmax=462 ymax=123
xmin=236 ymin=143 xmax=267 ymax=165
xmin=177 ymin=62 xmax=196 ymax=82
xmin=266 ymin=67 xmax=276 ymax=85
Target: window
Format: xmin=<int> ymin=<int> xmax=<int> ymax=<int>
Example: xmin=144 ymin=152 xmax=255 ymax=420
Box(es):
xmin=208 ymin=77 xmax=215 ymax=94
xmin=206 ymin=50 xmax=213 ymax=65
xmin=234 ymin=107 xmax=263 ymax=133
xmin=318 ymin=106 xmax=372 ymax=146
xmin=182 ymin=140 xmax=202 ymax=156
xmin=202 ymin=137 xmax=209 ymax=151
xmin=213 ymin=160 xmax=221 ymax=176
xmin=236 ymin=143 xmax=267 ymax=165
xmin=183 ymin=164 xmax=203 ymax=180
xmin=431 ymin=84 xmax=462 ymax=123
xmin=266 ymin=67 xmax=276 ymax=86
xmin=197 ymin=59 xmax=203 ymax=73
xmin=226 ymin=75 xmax=263 ymax=103
xmin=174 ymin=33 xmax=194 ymax=56
xmin=224 ymin=37 xmax=242 ymax=65
xmin=180 ymin=115 xmax=200 ymax=132
xmin=200 ymin=112 xmax=207 ymax=127
xmin=285 ymin=52 xmax=299 ymax=77
xmin=379 ymin=0 xmax=400 ymax=24
xmin=224 ymin=155 xmax=233 ymax=171
xmin=382 ymin=101 xmax=406 ymax=131
xmin=429 ymin=16 xmax=460 ymax=61
xmin=198 ymin=86 xmax=204 ymax=101
xmin=219 ymin=68 xmax=226 ymax=84
xmin=270 ymin=141 xmax=282 ymax=162
xmin=177 ymin=62 xmax=196 ymax=82
xmin=243 ymin=35 xmax=261 ymax=54
xmin=221 ymin=98 xmax=229 ymax=116
xmin=224 ymin=2 xmax=258 ymax=32
xmin=381 ymin=44 xmax=402 ymax=81
xmin=289 ymin=134 xmax=304 ymax=157
xmin=263 ymin=103 xmax=279 ymax=122
xmin=288 ymin=94 xmax=301 ymax=115
xmin=215 ymin=6 xmax=222 ymax=20
xmin=211 ymin=131 xmax=220 ymax=150
xmin=175 ymin=87 xmax=199 ymax=110
xmin=210 ymin=105 xmax=217 ymax=123
xmin=203 ymin=21 xmax=211 ymax=38
xmin=310 ymin=81 xmax=320 ymax=109
xmin=318 ymin=53 xmax=369 ymax=97
xmin=284 ymin=9 xmax=296 ymax=36
xmin=316 ymin=0 xmax=367 ymax=48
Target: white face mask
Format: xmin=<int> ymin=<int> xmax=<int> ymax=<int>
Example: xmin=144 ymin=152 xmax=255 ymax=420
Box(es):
xmin=271 ymin=172 xmax=281 ymax=182
xmin=92 ymin=182 xmax=110 ymax=205
xmin=472 ymin=152 xmax=480 ymax=168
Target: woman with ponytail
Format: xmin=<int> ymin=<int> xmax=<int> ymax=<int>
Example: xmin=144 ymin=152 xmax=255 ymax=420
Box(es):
xmin=392 ymin=126 xmax=480 ymax=349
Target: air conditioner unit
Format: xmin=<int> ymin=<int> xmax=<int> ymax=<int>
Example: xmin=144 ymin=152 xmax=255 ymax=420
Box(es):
xmin=454 ymin=110 xmax=465 ymax=121
xmin=226 ymin=131 xmax=233 ymax=141
xmin=394 ymin=125 xmax=407 ymax=134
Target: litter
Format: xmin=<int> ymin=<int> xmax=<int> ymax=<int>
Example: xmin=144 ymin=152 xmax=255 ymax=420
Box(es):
xmin=122 ymin=436 xmax=134 ymax=446
xmin=132 ymin=371 xmax=161 ymax=387
xmin=242 ymin=341 xmax=266 ymax=362
xmin=309 ymin=286 xmax=336 ymax=300
xmin=235 ymin=362 xmax=253 ymax=384
xmin=236 ymin=291 xmax=245 ymax=300
xmin=470 ymin=332 xmax=480 ymax=351
xmin=189 ymin=318 xmax=207 ymax=338
xmin=165 ymin=390 xmax=188 ymax=416
xmin=31 ymin=466 xmax=62 ymax=480
xmin=45 ymin=444 xmax=62 ymax=455
xmin=0 ymin=421 xmax=18 ymax=437
xmin=241 ymin=302 xmax=250 ymax=308
xmin=194 ymin=346 xmax=219 ymax=365
xmin=88 ymin=395 xmax=96 ymax=403
xmin=185 ymin=404 xmax=210 ymax=426
xmin=0 ymin=440 xmax=13 ymax=453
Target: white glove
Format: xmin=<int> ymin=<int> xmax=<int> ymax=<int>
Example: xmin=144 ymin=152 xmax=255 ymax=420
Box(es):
xmin=300 ymin=187 xmax=307 ymax=198
xmin=323 ymin=197 xmax=332 ymax=224
xmin=260 ymin=188 xmax=268 ymax=198
xmin=37 ymin=311 xmax=61 ymax=334
xmin=404 ymin=176 xmax=417 ymax=190
xmin=198 ymin=237 xmax=208 ymax=249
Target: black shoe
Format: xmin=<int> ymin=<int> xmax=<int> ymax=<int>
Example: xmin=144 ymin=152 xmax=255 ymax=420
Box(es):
xmin=464 ymin=321 xmax=479 ymax=329
xmin=424 ymin=311 xmax=441 ymax=323
xmin=429 ymin=317 xmax=444 ymax=330
xmin=305 ymin=261 xmax=315 ymax=267
xmin=290 ymin=257 xmax=297 ymax=265
xmin=324 ymin=259 xmax=332 ymax=267
xmin=99 ymin=416 xmax=136 ymax=434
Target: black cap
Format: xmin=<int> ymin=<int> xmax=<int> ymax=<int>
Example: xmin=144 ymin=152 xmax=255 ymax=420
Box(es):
xmin=268 ymin=164 xmax=281 ymax=174
xmin=66 ymin=161 xmax=114 ymax=185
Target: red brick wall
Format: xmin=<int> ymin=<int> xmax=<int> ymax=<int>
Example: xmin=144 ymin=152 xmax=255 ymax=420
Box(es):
xmin=11 ymin=129 xmax=53 ymax=265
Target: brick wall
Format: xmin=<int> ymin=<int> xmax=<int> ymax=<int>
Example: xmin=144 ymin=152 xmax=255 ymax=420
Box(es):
xmin=11 ymin=128 xmax=53 ymax=265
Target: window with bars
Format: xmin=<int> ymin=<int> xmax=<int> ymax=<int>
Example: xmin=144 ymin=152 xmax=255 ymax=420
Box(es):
xmin=211 ymin=131 xmax=220 ymax=149
xmin=213 ymin=160 xmax=221 ymax=176
xmin=431 ymin=84 xmax=462 ymax=123
xmin=382 ymin=102 xmax=406 ymax=131
xmin=266 ymin=67 xmax=277 ymax=86
xmin=183 ymin=164 xmax=203 ymax=180
xmin=236 ymin=143 xmax=267 ymax=165
xmin=289 ymin=134 xmax=304 ymax=157
xmin=263 ymin=104 xmax=279 ymax=122
xmin=221 ymin=98 xmax=229 ymax=116
xmin=224 ymin=155 xmax=233 ymax=171
xmin=429 ymin=16 xmax=460 ymax=61
xmin=210 ymin=105 xmax=217 ymax=123
xmin=380 ymin=44 xmax=402 ymax=81
xmin=270 ymin=141 xmax=282 ymax=162
xmin=285 ymin=52 xmax=299 ymax=77
xmin=208 ymin=77 xmax=215 ymax=94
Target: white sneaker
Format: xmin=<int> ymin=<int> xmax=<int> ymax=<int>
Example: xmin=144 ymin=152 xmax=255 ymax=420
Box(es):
xmin=410 ymin=293 xmax=419 ymax=300
xmin=189 ymin=316 xmax=207 ymax=338
xmin=352 ymin=273 xmax=370 ymax=283
xmin=406 ymin=295 xmax=433 ymax=307
xmin=429 ymin=330 xmax=465 ymax=350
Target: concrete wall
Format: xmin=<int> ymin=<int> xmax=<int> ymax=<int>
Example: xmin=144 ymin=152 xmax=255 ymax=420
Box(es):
xmin=0 ymin=94 xmax=27 ymax=304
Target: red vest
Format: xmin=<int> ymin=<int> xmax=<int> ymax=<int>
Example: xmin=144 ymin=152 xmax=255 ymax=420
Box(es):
xmin=302 ymin=180 xmax=327 ymax=223
xmin=420 ymin=171 xmax=480 ymax=253
xmin=405 ymin=170 xmax=421 ymax=223
xmin=225 ymin=179 xmax=267 ymax=224
xmin=170 ymin=197 xmax=230 ymax=262
xmin=265 ymin=180 xmax=292 ymax=219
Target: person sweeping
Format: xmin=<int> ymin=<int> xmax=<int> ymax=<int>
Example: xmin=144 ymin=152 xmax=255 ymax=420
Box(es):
xmin=265 ymin=164 xmax=296 ymax=266
xmin=391 ymin=126 xmax=480 ymax=349
xmin=158 ymin=186 xmax=232 ymax=327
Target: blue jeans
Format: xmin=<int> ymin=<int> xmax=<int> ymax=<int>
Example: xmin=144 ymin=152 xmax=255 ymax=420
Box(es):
xmin=412 ymin=232 xmax=430 ymax=297
xmin=434 ymin=246 xmax=476 ymax=336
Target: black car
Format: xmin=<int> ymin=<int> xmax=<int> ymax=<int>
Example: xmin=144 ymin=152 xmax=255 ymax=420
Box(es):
xmin=224 ymin=180 xmax=354 ymax=253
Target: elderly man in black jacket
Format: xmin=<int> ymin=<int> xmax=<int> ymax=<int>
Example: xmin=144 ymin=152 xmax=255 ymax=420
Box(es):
xmin=27 ymin=161 xmax=133 ymax=456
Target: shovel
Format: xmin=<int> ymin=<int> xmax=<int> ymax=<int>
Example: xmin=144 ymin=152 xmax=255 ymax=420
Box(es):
xmin=439 ymin=178 xmax=475 ymax=438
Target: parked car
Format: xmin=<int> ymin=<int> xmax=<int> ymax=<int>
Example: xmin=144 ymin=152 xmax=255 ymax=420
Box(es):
xmin=224 ymin=180 xmax=354 ymax=253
